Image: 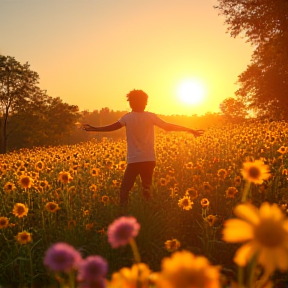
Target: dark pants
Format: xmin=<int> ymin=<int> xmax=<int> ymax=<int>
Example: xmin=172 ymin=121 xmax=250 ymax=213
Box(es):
xmin=120 ymin=161 xmax=156 ymax=205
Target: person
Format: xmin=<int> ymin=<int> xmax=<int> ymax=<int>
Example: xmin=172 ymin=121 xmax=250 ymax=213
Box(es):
xmin=81 ymin=89 xmax=204 ymax=206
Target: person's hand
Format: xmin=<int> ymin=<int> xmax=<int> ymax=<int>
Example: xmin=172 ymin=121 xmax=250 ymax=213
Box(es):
xmin=81 ymin=124 xmax=94 ymax=131
xmin=190 ymin=129 xmax=205 ymax=137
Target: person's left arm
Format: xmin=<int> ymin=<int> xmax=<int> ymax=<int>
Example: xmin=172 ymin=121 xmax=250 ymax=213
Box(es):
xmin=81 ymin=121 xmax=123 ymax=132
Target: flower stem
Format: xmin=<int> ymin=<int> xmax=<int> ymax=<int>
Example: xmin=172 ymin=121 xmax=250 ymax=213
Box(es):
xmin=241 ymin=181 xmax=251 ymax=202
xmin=129 ymin=238 xmax=141 ymax=263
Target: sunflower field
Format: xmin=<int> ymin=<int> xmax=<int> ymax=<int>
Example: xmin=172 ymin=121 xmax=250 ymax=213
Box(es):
xmin=1 ymin=119 xmax=288 ymax=287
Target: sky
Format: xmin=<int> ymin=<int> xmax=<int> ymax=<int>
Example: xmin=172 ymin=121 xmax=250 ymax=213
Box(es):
xmin=0 ymin=0 xmax=253 ymax=116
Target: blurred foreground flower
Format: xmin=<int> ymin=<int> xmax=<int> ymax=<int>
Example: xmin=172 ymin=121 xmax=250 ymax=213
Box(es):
xmin=77 ymin=255 xmax=108 ymax=288
xmin=222 ymin=202 xmax=288 ymax=275
xmin=110 ymin=263 xmax=151 ymax=288
xmin=241 ymin=160 xmax=270 ymax=184
xmin=44 ymin=242 xmax=82 ymax=273
xmin=155 ymin=250 xmax=220 ymax=288
xmin=107 ymin=216 xmax=140 ymax=248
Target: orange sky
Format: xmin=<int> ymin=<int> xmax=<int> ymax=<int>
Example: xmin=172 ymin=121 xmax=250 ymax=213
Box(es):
xmin=0 ymin=0 xmax=253 ymax=116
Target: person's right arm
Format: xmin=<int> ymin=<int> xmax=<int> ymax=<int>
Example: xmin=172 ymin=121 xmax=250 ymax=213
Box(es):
xmin=81 ymin=121 xmax=123 ymax=132
xmin=154 ymin=116 xmax=204 ymax=137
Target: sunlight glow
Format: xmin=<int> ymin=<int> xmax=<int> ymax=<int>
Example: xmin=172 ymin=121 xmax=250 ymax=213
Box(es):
xmin=176 ymin=79 xmax=206 ymax=105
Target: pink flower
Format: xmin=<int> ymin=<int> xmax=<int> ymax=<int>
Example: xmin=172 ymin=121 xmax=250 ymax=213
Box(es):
xmin=43 ymin=242 xmax=82 ymax=273
xmin=77 ymin=255 xmax=108 ymax=283
xmin=107 ymin=216 xmax=140 ymax=248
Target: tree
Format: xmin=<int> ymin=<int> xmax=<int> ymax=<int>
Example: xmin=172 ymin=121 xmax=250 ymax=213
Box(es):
xmin=0 ymin=55 xmax=41 ymax=153
xmin=0 ymin=55 xmax=81 ymax=152
xmin=215 ymin=0 xmax=288 ymax=119
xmin=219 ymin=97 xmax=248 ymax=123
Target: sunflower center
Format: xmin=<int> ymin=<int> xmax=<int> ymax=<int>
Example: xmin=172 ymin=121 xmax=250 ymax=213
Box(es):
xmin=255 ymin=221 xmax=285 ymax=247
xmin=248 ymin=167 xmax=261 ymax=179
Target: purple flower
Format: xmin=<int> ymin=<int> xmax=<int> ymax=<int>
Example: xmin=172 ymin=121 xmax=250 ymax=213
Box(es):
xmin=107 ymin=216 xmax=140 ymax=248
xmin=43 ymin=242 xmax=82 ymax=273
xmin=77 ymin=255 xmax=108 ymax=282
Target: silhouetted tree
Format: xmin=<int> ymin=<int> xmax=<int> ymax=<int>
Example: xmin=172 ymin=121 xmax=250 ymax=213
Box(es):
xmin=215 ymin=0 xmax=288 ymax=119
xmin=0 ymin=55 xmax=41 ymax=153
xmin=219 ymin=97 xmax=248 ymax=123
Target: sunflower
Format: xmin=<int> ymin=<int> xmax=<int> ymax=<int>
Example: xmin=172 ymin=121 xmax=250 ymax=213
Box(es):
xmin=117 ymin=161 xmax=126 ymax=170
xmin=3 ymin=182 xmax=16 ymax=193
xmin=12 ymin=203 xmax=28 ymax=218
xmin=101 ymin=195 xmax=110 ymax=204
xmin=185 ymin=187 xmax=198 ymax=200
xmin=178 ymin=196 xmax=193 ymax=211
xmin=18 ymin=175 xmax=33 ymax=189
xmin=278 ymin=146 xmax=288 ymax=155
xmin=45 ymin=202 xmax=60 ymax=213
xmin=0 ymin=217 xmax=9 ymax=229
xmin=58 ymin=171 xmax=73 ymax=184
xmin=234 ymin=176 xmax=242 ymax=187
xmin=111 ymin=263 xmax=151 ymax=288
xmin=16 ymin=231 xmax=32 ymax=245
xmin=241 ymin=160 xmax=270 ymax=184
xmin=90 ymin=167 xmax=100 ymax=177
xmin=185 ymin=162 xmax=193 ymax=170
xmin=158 ymin=178 xmax=167 ymax=187
xmin=85 ymin=223 xmax=94 ymax=231
xmin=205 ymin=215 xmax=218 ymax=227
xmin=201 ymin=198 xmax=210 ymax=208
xmin=217 ymin=169 xmax=228 ymax=179
xmin=34 ymin=160 xmax=45 ymax=171
xmin=222 ymin=202 xmax=288 ymax=275
xmin=155 ymin=250 xmax=220 ymax=288
xmin=89 ymin=184 xmax=97 ymax=193
xmin=225 ymin=187 xmax=238 ymax=198
xmin=165 ymin=239 xmax=181 ymax=252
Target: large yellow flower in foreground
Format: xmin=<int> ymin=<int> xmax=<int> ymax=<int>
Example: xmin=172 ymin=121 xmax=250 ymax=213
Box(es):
xmin=241 ymin=160 xmax=270 ymax=184
xmin=111 ymin=263 xmax=151 ymax=288
xmin=222 ymin=202 xmax=288 ymax=275
xmin=156 ymin=250 xmax=220 ymax=288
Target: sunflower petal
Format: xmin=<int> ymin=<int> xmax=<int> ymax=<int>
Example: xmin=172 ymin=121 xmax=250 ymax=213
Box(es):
xmin=233 ymin=203 xmax=260 ymax=225
xmin=222 ymin=219 xmax=254 ymax=242
xmin=233 ymin=242 xmax=257 ymax=267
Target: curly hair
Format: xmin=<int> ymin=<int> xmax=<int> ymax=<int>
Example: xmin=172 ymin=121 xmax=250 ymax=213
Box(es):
xmin=126 ymin=89 xmax=148 ymax=111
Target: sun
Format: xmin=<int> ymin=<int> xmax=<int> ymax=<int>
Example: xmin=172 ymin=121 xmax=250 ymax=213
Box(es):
xmin=176 ymin=79 xmax=206 ymax=105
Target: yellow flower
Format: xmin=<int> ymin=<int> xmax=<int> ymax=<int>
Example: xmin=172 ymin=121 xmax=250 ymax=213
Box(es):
xmin=185 ymin=187 xmax=198 ymax=200
xmin=90 ymin=167 xmax=100 ymax=177
xmin=201 ymin=198 xmax=210 ymax=208
xmin=222 ymin=202 xmax=288 ymax=275
xmin=217 ymin=168 xmax=228 ymax=178
xmin=12 ymin=203 xmax=28 ymax=218
xmin=18 ymin=175 xmax=33 ymax=189
xmin=45 ymin=202 xmax=60 ymax=213
xmin=205 ymin=215 xmax=218 ymax=227
xmin=111 ymin=263 xmax=151 ymax=288
xmin=165 ymin=239 xmax=181 ymax=252
xmin=3 ymin=182 xmax=16 ymax=193
xmin=34 ymin=160 xmax=45 ymax=171
xmin=156 ymin=250 xmax=220 ymax=288
xmin=277 ymin=146 xmax=288 ymax=155
xmin=241 ymin=160 xmax=270 ymax=184
xmin=58 ymin=171 xmax=73 ymax=184
xmin=16 ymin=231 xmax=32 ymax=245
xmin=89 ymin=184 xmax=97 ymax=192
xmin=101 ymin=195 xmax=110 ymax=204
xmin=178 ymin=196 xmax=193 ymax=210
xmin=225 ymin=187 xmax=238 ymax=198
xmin=0 ymin=217 xmax=9 ymax=229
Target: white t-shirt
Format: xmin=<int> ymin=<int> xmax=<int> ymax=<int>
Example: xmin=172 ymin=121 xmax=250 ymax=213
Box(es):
xmin=118 ymin=111 xmax=167 ymax=164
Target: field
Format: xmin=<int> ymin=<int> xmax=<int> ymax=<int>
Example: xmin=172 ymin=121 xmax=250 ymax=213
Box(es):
xmin=1 ymin=119 xmax=288 ymax=287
